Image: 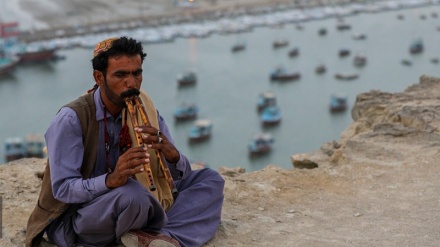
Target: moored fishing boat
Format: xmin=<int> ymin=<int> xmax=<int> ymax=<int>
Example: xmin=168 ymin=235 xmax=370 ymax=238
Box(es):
xmin=188 ymin=119 xmax=213 ymax=142
xmin=352 ymin=33 xmax=367 ymax=40
xmin=315 ymin=63 xmax=327 ymax=74
xmin=0 ymin=54 xmax=20 ymax=77
xmin=335 ymin=72 xmax=359 ymax=80
xmin=270 ymin=67 xmax=300 ymax=82
xmin=4 ymin=134 xmax=46 ymax=162
xmin=260 ymin=106 xmax=282 ymax=126
xmin=256 ymin=91 xmax=277 ymax=112
xmin=25 ymin=134 xmax=45 ymax=158
xmin=329 ymin=94 xmax=348 ymax=112
xmin=248 ymin=133 xmax=274 ymax=156
xmin=288 ymin=47 xmax=299 ymax=58
xmin=1 ymin=22 xmax=60 ymax=64
xmin=353 ymin=54 xmax=367 ymax=67
xmin=336 ymin=22 xmax=351 ymax=31
xmin=15 ymin=45 xmax=59 ymax=63
xmin=409 ymin=38 xmax=423 ymax=54
xmin=339 ymin=48 xmax=351 ymax=57
xmin=173 ymin=103 xmax=199 ymax=121
xmin=231 ymin=42 xmax=246 ymax=52
xmin=4 ymin=137 xmax=26 ymax=162
xmin=272 ymin=39 xmax=289 ymax=48
xmin=177 ymin=70 xmax=197 ymax=87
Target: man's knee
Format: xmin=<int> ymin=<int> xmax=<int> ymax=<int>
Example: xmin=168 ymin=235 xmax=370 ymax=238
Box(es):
xmin=204 ymin=168 xmax=225 ymax=188
xmin=111 ymin=179 xmax=152 ymax=210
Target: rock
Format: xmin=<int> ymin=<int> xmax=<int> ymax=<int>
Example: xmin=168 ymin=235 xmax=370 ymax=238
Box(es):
xmin=218 ymin=167 xmax=246 ymax=177
xmin=291 ymin=155 xmax=319 ymax=169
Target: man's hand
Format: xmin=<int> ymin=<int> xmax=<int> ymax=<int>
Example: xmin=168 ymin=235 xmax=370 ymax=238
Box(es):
xmin=105 ymin=146 xmax=149 ymax=189
xmin=135 ymin=126 xmax=180 ymax=163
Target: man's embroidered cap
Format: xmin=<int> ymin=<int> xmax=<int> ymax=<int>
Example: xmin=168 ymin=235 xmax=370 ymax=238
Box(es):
xmin=93 ymin=37 xmax=118 ymax=58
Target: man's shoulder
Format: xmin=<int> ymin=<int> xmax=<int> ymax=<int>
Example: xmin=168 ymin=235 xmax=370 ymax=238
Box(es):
xmin=65 ymin=93 xmax=94 ymax=109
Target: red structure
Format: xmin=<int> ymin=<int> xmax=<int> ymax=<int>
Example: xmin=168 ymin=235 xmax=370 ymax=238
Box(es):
xmin=0 ymin=22 xmax=20 ymax=38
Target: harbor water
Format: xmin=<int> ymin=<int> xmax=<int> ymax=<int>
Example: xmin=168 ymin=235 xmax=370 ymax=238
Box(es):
xmin=2 ymin=4 xmax=440 ymax=171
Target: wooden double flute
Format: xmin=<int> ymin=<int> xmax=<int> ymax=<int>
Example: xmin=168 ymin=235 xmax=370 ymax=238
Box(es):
xmin=124 ymin=93 xmax=177 ymax=196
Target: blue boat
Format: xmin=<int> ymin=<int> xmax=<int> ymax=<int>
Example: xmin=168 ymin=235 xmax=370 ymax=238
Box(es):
xmin=173 ymin=103 xmax=199 ymax=121
xmin=256 ymin=91 xmax=276 ymax=112
xmin=409 ymin=39 xmax=423 ymax=54
xmin=248 ymin=133 xmax=274 ymax=156
xmin=4 ymin=134 xmax=45 ymax=162
xmin=4 ymin=137 xmax=26 ymax=162
xmin=188 ymin=119 xmax=213 ymax=142
xmin=25 ymin=134 xmax=45 ymax=158
xmin=329 ymin=94 xmax=347 ymax=113
xmin=260 ymin=106 xmax=282 ymax=126
xmin=0 ymin=54 xmax=20 ymax=77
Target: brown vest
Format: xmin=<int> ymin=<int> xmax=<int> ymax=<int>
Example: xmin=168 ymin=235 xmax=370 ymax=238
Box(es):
xmin=25 ymin=92 xmax=99 ymax=247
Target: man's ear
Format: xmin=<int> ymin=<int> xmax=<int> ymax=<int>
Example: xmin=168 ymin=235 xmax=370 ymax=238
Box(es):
xmin=93 ymin=70 xmax=104 ymax=86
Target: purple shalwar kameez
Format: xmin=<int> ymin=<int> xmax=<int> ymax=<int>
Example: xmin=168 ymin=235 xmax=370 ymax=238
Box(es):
xmin=44 ymin=89 xmax=224 ymax=247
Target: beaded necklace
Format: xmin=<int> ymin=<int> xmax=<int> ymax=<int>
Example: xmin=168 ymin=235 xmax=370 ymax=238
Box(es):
xmin=103 ymin=105 xmax=131 ymax=173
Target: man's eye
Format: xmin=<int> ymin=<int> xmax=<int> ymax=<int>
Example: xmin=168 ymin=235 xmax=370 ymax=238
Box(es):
xmin=133 ymin=71 xmax=142 ymax=77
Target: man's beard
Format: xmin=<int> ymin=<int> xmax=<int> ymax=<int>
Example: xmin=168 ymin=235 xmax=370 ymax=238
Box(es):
xmin=103 ymin=78 xmax=139 ymax=108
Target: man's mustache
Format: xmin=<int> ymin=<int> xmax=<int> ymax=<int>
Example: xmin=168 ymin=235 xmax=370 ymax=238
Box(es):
xmin=120 ymin=88 xmax=140 ymax=99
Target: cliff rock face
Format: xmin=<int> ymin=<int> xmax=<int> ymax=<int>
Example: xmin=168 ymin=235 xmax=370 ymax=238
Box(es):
xmin=2 ymin=76 xmax=440 ymax=246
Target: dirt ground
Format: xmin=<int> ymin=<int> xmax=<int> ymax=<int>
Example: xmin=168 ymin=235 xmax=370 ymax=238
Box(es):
xmin=2 ymin=140 xmax=440 ymax=247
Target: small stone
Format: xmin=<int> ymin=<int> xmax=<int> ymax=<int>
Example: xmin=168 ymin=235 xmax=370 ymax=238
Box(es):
xmin=353 ymin=213 xmax=363 ymax=217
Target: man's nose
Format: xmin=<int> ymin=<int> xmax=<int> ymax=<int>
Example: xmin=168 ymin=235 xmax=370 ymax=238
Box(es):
xmin=126 ymin=74 xmax=137 ymax=88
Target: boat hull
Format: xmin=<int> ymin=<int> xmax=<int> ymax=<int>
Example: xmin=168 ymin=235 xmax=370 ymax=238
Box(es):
xmin=178 ymin=79 xmax=196 ymax=87
xmin=18 ymin=48 xmax=58 ymax=63
xmin=335 ymin=73 xmax=359 ymax=80
xmin=270 ymin=73 xmax=300 ymax=82
xmin=175 ymin=114 xmax=197 ymax=121
xmin=248 ymin=146 xmax=271 ymax=156
xmin=188 ymin=135 xmax=211 ymax=143
xmin=262 ymin=119 xmax=281 ymax=126
xmin=0 ymin=56 xmax=20 ymax=77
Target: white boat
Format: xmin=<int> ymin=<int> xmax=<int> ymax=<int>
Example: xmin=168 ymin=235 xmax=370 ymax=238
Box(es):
xmin=256 ymin=91 xmax=277 ymax=111
xmin=272 ymin=39 xmax=289 ymax=48
xmin=248 ymin=133 xmax=274 ymax=156
xmin=177 ymin=70 xmax=197 ymax=87
xmin=188 ymin=119 xmax=213 ymax=142
xmin=352 ymin=33 xmax=367 ymax=40
xmin=353 ymin=54 xmax=367 ymax=67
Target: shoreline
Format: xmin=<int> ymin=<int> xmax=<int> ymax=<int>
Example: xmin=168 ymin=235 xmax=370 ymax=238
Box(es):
xmin=15 ymin=0 xmax=435 ymax=44
xmin=14 ymin=0 xmax=438 ymax=48
xmin=15 ymin=0 xmax=315 ymax=42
